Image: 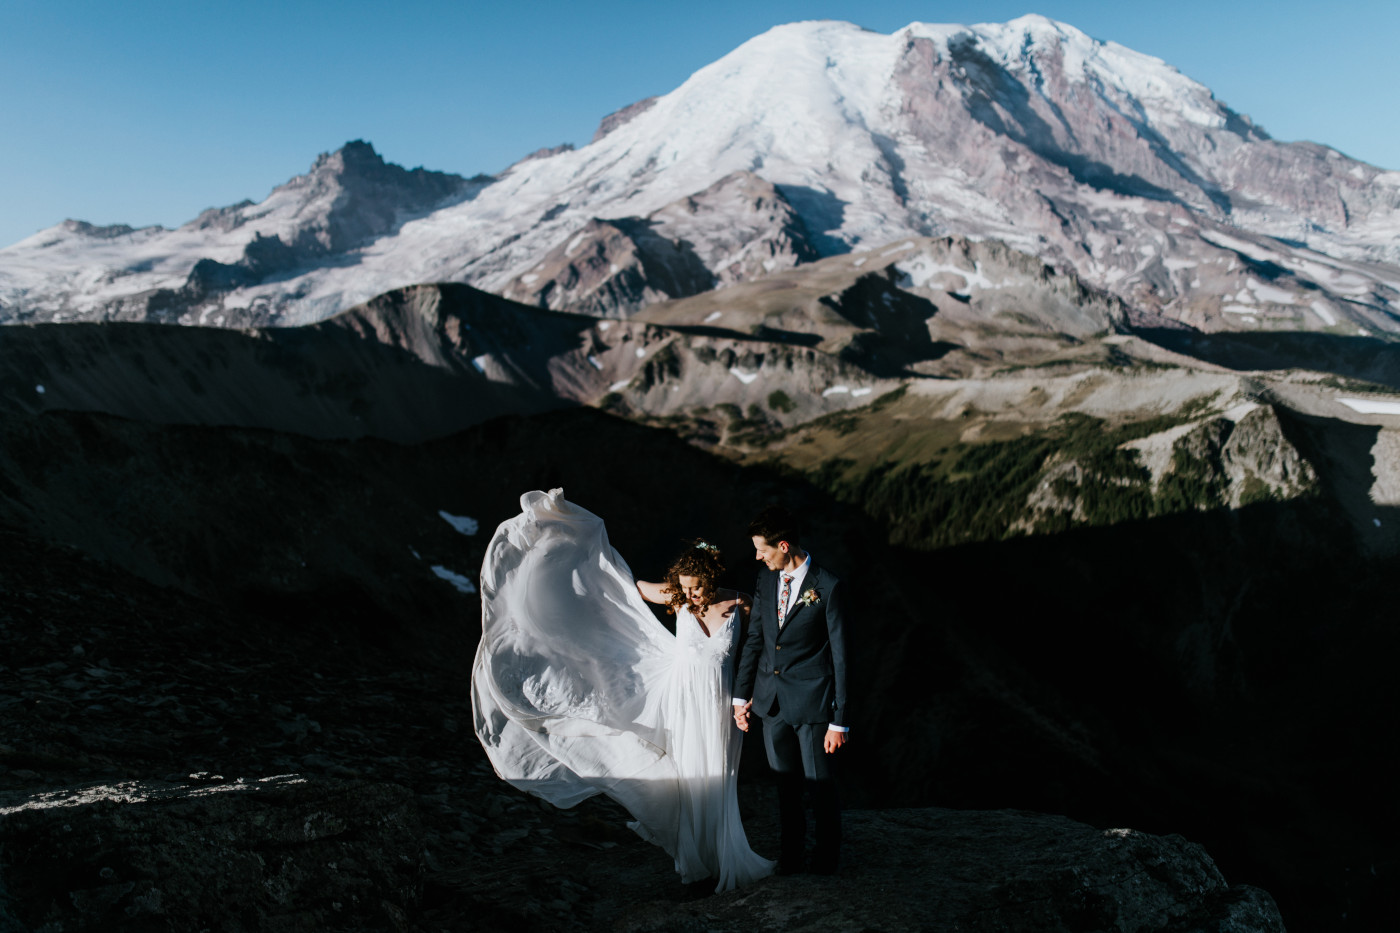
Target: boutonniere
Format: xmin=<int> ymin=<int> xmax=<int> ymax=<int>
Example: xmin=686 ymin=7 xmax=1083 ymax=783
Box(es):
xmin=799 ymin=588 xmax=820 ymax=607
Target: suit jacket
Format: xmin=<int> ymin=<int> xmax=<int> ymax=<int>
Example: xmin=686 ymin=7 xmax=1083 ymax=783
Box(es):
xmin=735 ymin=558 xmax=849 ymax=727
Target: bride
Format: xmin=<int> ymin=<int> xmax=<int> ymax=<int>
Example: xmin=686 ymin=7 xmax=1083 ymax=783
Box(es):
xmin=470 ymin=489 xmax=775 ymax=891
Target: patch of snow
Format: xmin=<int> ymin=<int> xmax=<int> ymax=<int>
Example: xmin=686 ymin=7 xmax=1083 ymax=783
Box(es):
xmin=703 ymin=311 xmax=723 ymax=323
xmin=1249 ymin=279 xmax=1296 ymax=304
xmin=1340 ymin=398 xmax=1400 ymax=415
xmin=438 ymin=511 xmax=480 ymax=536
xmin=635 ymin=348 xmax=647 ymax=358
xmin=609 ymin=379 xmax=630 ymax=391
xmin=896 ymin=254 xmax=996 ymax=291
xmin=852 ymin=257 xmax=867 ymax=267
xmin=471 ymin=355 xmax=490 ymax=373
xmin=565 ymin=232 xmax=587 ymax=256
xmin=852 ymin=387 xmax=872 ymax=396
xmin=729 ymin=367 xmax=759 ymax=384
xmin=587 ymin=354 xmax=604 ymax=369
xmin=1222 ymin=305 xmax=1258 ymax=314
xmin=823 ymin=385 xmax=850 ymax=396
xmin=1221 ymin=402 xmax=1259 ymax=422
xmin=598 ymin=320 xmax=612 ymax=331
xmin=1310 ymin=300 xmax=1338 ymax=326
xmin=609 ymin=263 xmax=619 ymax=274
xmin=762 ymin=258 xmax=777 ymax=271
xmin=431 ymin=565 xmax=478 ymax=595
xmin=521 ymin=273 xmax=539 ymax=284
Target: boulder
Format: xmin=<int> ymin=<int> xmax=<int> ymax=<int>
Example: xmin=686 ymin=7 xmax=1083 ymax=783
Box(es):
xmin=606 ymin=808 xmax=1286 ymax=933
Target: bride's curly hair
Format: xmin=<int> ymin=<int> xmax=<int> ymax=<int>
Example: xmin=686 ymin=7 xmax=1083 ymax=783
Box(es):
xmin=663 ymin=540 xmax=725 ymax=617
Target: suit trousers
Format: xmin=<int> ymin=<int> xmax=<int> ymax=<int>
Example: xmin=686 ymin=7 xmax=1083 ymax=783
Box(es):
xmin=761 ymin=714 xmax=841 ymax=865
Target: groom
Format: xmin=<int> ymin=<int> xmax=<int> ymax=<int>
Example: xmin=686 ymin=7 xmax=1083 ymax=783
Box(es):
xmin=733 ymin=505 xmax=849 ymax=875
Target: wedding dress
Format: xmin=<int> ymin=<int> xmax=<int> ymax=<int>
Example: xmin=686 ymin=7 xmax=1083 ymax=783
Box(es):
xmin=471 ymin=489 xmax=774 ymax=891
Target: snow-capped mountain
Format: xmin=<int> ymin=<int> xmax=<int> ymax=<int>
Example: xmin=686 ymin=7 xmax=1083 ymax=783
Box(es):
xmin=4 ymin=15 xmax=1400 ymax=333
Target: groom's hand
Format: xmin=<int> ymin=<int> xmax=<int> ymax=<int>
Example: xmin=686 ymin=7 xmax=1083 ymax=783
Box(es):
xmin=734 ymin=701 xmax=752 ymax=732
xmin=823 ymin=729 xmax=847 ymax=754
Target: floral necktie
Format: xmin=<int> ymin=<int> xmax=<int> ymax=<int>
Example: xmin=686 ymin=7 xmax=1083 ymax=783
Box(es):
xmin=778 ymin=573 xmax=793 ymax=628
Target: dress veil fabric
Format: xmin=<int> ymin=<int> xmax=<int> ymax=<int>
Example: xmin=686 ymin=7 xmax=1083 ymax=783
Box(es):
xmin=471 ymin=489 xmax=774 ymax=890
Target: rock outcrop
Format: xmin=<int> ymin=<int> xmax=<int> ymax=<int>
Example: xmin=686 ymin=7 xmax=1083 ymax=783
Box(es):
xmin=0 ymin=776 xmax=424 ymax=932
xmin=502 ymin=171 xmax=819 ymax=317
xmin=605 ymin=809 xmax=1285 ymax=933
xmin=0 ymin=785 xmax=1287 ymax=933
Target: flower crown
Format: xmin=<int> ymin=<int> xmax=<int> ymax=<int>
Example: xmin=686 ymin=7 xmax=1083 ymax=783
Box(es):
xmin=695 ymin=541 xmax=719 ymax=552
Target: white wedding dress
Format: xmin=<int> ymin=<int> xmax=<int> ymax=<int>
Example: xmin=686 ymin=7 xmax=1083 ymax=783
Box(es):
xmin=471 ymin=490 xmax=774 ymax=891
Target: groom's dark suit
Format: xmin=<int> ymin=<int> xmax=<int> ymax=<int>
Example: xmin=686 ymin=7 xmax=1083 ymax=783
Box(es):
xmin=734 ymin=557 xmax=848 ymax=871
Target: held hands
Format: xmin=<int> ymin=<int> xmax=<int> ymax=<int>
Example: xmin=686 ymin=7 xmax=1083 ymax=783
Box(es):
xmin=734 ymin=700 xmax=752 ymax=732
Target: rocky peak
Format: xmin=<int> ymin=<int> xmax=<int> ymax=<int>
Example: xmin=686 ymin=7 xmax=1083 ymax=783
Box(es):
xmin=592 ymin=96 xmax=658 ymax=142
xmin=58 ymin=220 xmax=141 ymax=239
xmin=515 ymin=143 xmax=577 ymax=165
xmin=278 ymin=140 xmax=474 ymax=253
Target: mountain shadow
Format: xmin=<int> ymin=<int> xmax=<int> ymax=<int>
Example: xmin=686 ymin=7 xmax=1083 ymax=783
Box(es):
xmin=774 ymin=185 xmax=850 ymax=255
xmin=1137 ymin=327 xmax=1400 ymax=391
xmin=1 ymin=403 xmax=1394 ymax=930
xmin=0 ymin=286 xmax=606 ymax=442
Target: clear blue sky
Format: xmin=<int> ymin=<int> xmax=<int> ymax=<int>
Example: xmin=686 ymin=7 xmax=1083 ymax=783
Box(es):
xmin=2 ymin=0 xmax=1396 ymax=248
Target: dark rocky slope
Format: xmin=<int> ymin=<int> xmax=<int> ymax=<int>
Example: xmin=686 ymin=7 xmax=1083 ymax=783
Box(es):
xmin=2 ymin=404 xmax=1395 ymax=928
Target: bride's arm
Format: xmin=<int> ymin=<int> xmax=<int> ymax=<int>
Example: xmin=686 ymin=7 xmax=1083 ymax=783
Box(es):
xmin=636 ymin=579 xmax=670 ymax=604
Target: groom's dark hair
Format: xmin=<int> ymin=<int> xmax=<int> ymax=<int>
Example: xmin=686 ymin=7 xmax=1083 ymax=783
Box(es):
xmin=748 ymin=506 xmax=801 ymax=549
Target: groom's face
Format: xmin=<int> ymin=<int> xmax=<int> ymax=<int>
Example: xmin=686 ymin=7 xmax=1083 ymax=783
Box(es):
xmin=752 ymin=535 xmax=790 ymax=571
